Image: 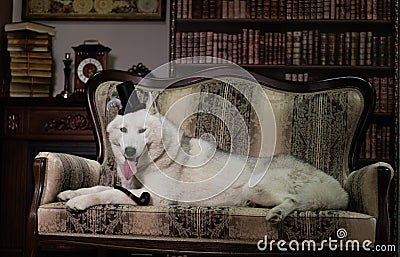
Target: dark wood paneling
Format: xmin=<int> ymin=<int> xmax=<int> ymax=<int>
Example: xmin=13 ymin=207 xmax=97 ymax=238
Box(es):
xmin=0 ymin=97 xmax=96 ymax=257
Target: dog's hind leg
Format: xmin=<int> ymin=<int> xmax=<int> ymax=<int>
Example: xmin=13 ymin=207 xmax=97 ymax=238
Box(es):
xmin=266 ymin=198 xmax=299 ymax=223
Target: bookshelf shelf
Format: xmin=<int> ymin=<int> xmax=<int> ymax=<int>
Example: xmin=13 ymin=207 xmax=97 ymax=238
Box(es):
xmin=242 ymin=64 xmax=394 ymax=70
xmin=176 ymin=18 xmax=395 ymax=24
xmin=175 ymin=19 xmax=395 ymax=32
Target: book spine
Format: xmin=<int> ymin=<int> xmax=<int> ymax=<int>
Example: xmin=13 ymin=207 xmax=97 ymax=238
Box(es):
xmin=320 ymin=32 xmax=327 ymax=65
xmin=193 ymin=31 xmax=200 ymax=62
xmin=181 ymin=32 xmax=188 ymax=62
xmin=254 ymin=29 xmax=260 ymax=64
xmin=387 ymin=76 xmax=394 ymax=112
xmin=206 ymin=31 xmax=214 ymax=61
xmin=287 ymin=0 xmax=293 ymax=19
xmin=312 ymin=29 xmax=320 ymax=64
xmin=248 ymin=29 xmax=254 ymax=64
xmin=199 ymin=31 xmax=207 ymax=63
xmin=327 ymin=32 xmax=336 ymax=65
xmin=209 ymin=0 xmax=216 ymax=18
xmin=175 ymin=31 xmax=181 ymax=62
xmin=350 ymin=31 xmax=359 ymax=66
xmin=344 ymin=31 xmax=351 ymax=65
xmin=298 ymin=0 xmax=304 ymax=19
xmin=187 ymin=32 xmax=194 ymax=61
xmin=359 ymin=31 xmax=366 ymax=65
xmin=304 ymin=0 xmax=311 ymax=19
xmin=232 ymin=34 xmax=238 ymax=63
xmin=301 ymin=30 xmax=308 ymax=64
xmin=323 ymin=0 xmax=330 ymax=19
xmin=337 ymin=32 xmax=345 ymax=65
xmin=213 ymin=33 xmax=219 ymax=62
xmin=239 ymin=0 xmax=247 ymax=18
xmin=271 ymin=0 xmax=279 ymax=19
xmin=259 ymin=34 xmax=265 ymax=64
xmin=378 ymin=36 xmax=387 ymax=66
xmin=242 ymin=28 xmax=248 ymax=64
xmin=292 ymin=31 xmax=302 ymax=65
xmin=380 ymin=77 xmax=388 ymax=112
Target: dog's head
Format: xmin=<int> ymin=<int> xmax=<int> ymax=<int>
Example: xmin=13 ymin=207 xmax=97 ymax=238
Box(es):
xmin=106 ymin=94 xmax=161 ymax=181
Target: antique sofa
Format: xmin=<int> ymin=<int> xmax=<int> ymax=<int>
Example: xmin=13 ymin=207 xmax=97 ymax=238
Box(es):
xmin=26 ymin=68 xmax=394 ymax=256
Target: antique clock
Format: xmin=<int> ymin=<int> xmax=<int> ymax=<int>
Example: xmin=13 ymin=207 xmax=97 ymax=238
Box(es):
xmin=73 ymin=40 xmax=111 ymax=94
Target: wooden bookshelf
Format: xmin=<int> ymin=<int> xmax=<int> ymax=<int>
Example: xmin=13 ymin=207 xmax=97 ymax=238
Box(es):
xmin=169 ymin=0 xmax=398 ymax=168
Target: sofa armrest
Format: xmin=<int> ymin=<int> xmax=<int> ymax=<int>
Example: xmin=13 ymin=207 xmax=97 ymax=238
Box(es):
xmin=344 ymin=162 xmax=394 ymax=244
xmin=35 ymin=152 xmax=101 ymax=205
xmin=345 ymin=162 xmax=393 ymax=217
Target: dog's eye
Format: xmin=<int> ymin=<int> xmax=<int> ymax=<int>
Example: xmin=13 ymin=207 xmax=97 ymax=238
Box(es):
xmin=120 ymin=127 xmax=127 ymax=133
xmin=138 ymin=128 xmax=147 ymax=134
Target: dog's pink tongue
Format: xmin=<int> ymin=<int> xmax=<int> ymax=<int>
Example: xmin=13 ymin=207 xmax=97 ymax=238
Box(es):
xmin=122 ymin=160 xmax=136 ymax=180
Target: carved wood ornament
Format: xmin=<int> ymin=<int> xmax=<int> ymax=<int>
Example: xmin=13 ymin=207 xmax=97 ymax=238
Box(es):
xmin=45 ymin=114 xmax=92 ymax=131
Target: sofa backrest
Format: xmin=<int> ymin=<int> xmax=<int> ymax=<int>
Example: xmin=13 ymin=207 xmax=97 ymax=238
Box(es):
xmin=86 ymin=69 xmax=374 ymax=187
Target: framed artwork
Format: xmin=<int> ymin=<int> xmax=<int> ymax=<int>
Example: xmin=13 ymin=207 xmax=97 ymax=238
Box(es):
xmin=23 ymin=0 xmax=166 ymax=20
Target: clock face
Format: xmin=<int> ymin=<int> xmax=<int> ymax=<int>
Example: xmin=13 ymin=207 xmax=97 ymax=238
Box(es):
xmin=137 ymin=0 xmax=158 ymax=13
xmin=77 ymin=57 xmax=103 ymax=83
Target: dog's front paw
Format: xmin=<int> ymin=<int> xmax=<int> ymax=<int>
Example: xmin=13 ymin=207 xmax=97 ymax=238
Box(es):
xmin=57 ymin=190 xmax=77 ymax=202
xmin=65 ymin=195 xmax=93 ymax=211
xmin=266 ymin=208 xmax=285 ymax=224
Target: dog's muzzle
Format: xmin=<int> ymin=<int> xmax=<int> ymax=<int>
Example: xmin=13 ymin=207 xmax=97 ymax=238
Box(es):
xmin=122 ymin=147 xmax=139 ymax=180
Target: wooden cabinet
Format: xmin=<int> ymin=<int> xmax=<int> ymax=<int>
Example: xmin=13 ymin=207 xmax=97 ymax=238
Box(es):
xmin=0 ymin=97 xmax=96 ymax=257
xmin=169 ymin=0 xmax=398 ymax=167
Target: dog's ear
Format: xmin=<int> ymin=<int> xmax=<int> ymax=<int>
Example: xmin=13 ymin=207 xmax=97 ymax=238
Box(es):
xmin=146 ymin=92 xmax=159 ymax=115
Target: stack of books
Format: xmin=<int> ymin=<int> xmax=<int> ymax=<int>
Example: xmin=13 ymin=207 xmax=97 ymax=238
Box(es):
xmin=5 ymin=21 xmax=55 ymax=97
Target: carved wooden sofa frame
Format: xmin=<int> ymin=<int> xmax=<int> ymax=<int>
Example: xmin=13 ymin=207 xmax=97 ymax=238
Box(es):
xmin=26 ymin=69 xmax=394 ymax=256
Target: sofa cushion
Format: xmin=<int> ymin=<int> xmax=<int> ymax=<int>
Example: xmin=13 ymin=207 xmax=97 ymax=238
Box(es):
xmin=38 ymin=203 xmax=375 ymax=245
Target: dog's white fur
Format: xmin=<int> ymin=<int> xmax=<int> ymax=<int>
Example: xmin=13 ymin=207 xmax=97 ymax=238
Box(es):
xmin=58 ymin=97 xmax=348 ymax=223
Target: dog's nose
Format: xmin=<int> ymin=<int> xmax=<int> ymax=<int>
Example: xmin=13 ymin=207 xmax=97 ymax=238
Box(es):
xmin=125 ymin=147 xmax=136 ymax=157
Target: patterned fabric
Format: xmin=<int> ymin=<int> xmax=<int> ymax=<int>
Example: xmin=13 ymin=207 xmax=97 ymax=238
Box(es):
xmin=38 ymin=203 xmax=376 ymax=244
xmin=193 ymin=79 xmax=253 ymax=155
xmin=37 ymin=152 xmax=101 ymax=205
xmin=291 ymin=92 xmax=348 ymax=183
xmin=94 ymin=81 xmax=122 ymax=186
xmin=345 ymin=162 xmax=394 ymax=218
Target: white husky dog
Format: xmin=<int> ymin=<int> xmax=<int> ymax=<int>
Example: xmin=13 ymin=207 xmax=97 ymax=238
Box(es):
xmin=58 ymin=89 xmax=348 ymax=223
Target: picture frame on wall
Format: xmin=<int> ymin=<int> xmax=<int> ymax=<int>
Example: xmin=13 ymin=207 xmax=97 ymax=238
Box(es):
xmin=23 ymin=0 xmax=166 ymax=20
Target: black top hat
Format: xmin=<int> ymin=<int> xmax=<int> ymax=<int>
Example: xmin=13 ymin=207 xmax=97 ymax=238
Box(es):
xmin=116 ymin=81 xmax=146 ymax=115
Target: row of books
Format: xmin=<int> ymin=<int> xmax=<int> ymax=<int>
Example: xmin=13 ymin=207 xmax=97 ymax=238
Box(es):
xmin=360 ymin=123 xmax=391 ymax=160
xmin=287 ymin=0 xmax=392 ymax=20
xmin=5 ymin=22 xmax=54 ymax=97
xmin=369 ymin=76 xmax=394 ymax=113
xmin=176 ymin=0 xmax=393 ymax=20
xmin=174 ymin=30 xmax=393 ymax=66
xmin=284 ymin=73 xmax=310 ymax=82
xmin=285 ymin=75 xmax=394 ymax=113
